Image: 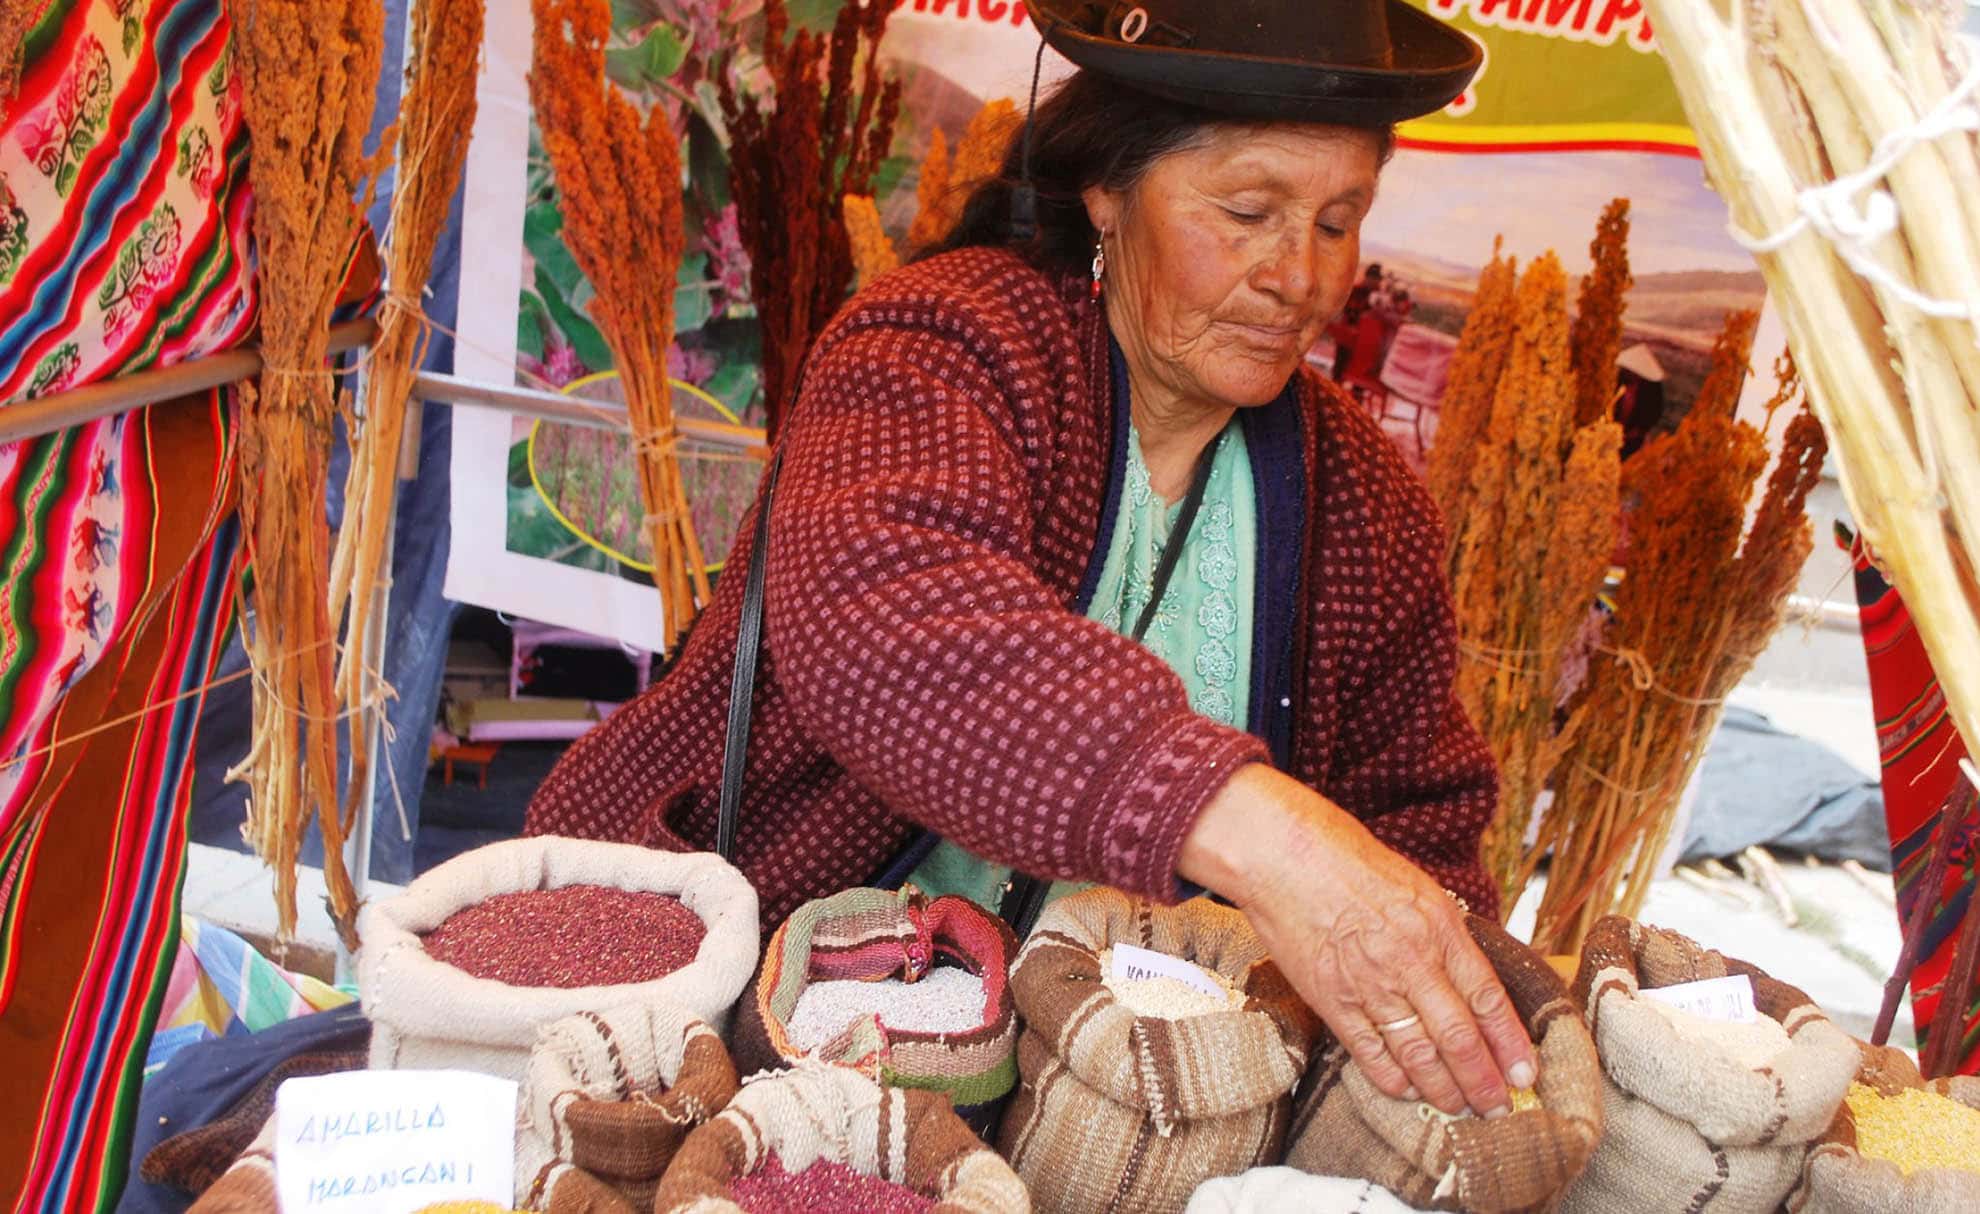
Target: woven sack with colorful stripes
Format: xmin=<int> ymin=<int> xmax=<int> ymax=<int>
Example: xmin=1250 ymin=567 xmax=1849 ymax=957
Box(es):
xmin=732 ymin=886 xmax=1019 ymax=1133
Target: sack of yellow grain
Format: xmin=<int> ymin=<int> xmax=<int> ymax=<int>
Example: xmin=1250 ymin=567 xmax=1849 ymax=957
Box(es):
xmin=996 ymin=887 xmax=1321 ymax=1214
xmin=514 ymin=1000 xmax=740 ymax=1212
xmin=1562 ymin=915 xmax=1859 ymax=1213
xmin=1284 ymin=914 xmax=1605 ymax=1212
xmin=1785 ymin=1041 xmax=1980 ymax=1213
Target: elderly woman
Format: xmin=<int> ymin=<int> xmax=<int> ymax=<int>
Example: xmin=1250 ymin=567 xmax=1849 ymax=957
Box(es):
xmin=529 ymin=0 xmax=1535 ymax=1118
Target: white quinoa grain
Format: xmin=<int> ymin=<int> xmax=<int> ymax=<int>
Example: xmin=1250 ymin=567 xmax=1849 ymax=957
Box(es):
xmin=786 ymin=966 xmax=988 ymax=1052
xmin=1098 ymin=948 xmax=1243 ymax=1020
xmin=1642 ymin=995 xmax=1791 ymax=1068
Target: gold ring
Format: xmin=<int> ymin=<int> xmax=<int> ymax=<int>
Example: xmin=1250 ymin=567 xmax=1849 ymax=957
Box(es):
xmin=1378 ymin=1013 xmax=1422 ymax=1034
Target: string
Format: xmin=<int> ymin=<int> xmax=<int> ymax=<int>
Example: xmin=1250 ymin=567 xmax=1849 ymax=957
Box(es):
xmin=1727 ymin=38 xmax=1980 ymax=325
xmin=0 ymin=634 xmax=342 ymax=775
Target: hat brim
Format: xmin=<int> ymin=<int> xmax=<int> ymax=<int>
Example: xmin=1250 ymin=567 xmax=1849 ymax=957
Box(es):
xmin=1030 ymin=0 xmax=1481 ymax=126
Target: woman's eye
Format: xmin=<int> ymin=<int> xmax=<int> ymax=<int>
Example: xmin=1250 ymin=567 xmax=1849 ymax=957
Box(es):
xmin=1318 ymin=222 xmax=1349 ymax=238
xmin=1223 ymin=206 xmax=1267 ymax=224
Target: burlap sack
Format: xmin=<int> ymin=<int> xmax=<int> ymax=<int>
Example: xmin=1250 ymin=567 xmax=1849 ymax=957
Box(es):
xmin=651 ymin=1063 xmax=1031 ymax=1212
xmin=358 ymin=837 xmax=759 ymax=1083
xmin=732 ymin=886 xmax=1019 ymax=1133
xmin=1562 ymin=915 xmax=1859 ymax=1213
xmin=1285 ymin=915 xmax=1604 ymax=1212
xmin=996 ymin=888 xmax=1321 ymax=1214
xmin=1786 ymin=1041 xmax=1980 ymax=1213
xmin=515 ymin=1001 xmax=740 ymax=1212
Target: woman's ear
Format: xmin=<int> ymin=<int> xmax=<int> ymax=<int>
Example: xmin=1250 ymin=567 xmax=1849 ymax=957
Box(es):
xmin=1081 ymin=185 xmax=1121 ymax=238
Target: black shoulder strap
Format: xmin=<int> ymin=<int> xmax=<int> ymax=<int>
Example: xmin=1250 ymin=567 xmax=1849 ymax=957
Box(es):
xmin=716 ymin=448 xmax=781 ymax=862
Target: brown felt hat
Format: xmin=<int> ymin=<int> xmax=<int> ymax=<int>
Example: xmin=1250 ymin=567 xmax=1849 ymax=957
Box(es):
xmin=1027 ymin=0 xmax=1481 ymax=125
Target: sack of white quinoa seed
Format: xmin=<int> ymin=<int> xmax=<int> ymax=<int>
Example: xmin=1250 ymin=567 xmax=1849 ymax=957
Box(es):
xmin=515 ymin=1000 xmax=740 ymax=1211
xmin=732 ymin=886 xmax=1019 ymax=1134
xmin=1785 ymin=1041 xmax=1980 ymax=1213
xmin=1561 ymin=915 xmax=1859 ymax=1214
xmin=651 ymin=1063 xmax=1031 ymax=1213
xmin=996 ymin=887 xmax=1321 ymax=1214
xmin=358 ymin=837 xmax=759 ymax=1083
xmin=1285 ymin=915 xmax=1605 ymax=1212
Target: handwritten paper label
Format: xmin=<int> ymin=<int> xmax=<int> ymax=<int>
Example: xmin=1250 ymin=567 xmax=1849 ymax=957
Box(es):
xmin=275 ymin=1069 xmax=516 ymax=1214
xmin=1641 ymin=975 xmax=1759 ymax=1024
xmin=1110 ymin=943 xmax=1226 ymax=997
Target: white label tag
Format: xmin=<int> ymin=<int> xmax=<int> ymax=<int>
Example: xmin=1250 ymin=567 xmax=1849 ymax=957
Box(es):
xmin=1641 ymin=974 xmax=1759 ymax=1024
xmin=1110 ymin=943 xmax=1226 ymax=997
xmin=275 ymin=1069 xmax=517 ymax=1214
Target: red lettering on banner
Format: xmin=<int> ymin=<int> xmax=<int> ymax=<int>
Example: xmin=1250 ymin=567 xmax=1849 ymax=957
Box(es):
xmin=897 ymin=0 xmax=1029 ymax=25
xmin=1432 ymin=0 xmax=1655 ymax=50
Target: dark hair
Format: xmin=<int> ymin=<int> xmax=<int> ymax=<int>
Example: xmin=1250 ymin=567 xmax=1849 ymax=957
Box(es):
xmin=920 ymin=70 xmax=1396 ymax=274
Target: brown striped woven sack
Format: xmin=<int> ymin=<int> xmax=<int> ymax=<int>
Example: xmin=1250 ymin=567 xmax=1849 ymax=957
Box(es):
xmin=732 ymin=886 xmax=1019 ymax=1134
xmin=651 ymin=1062 xmax=1031 ymax=1212
xmin=1786 ymin=1042 xmax=1980 ymax=1213
xmin=996 ymin=888 xmax=1320 ymax=1214
xmin=1285 ymin=915 xmax=1604 ymax=1212
xmin=1561 ymin=915 xmax=1859 ymax=1214
xmin=184 ymin=1115 xmax=278 ymax=1213
xmin=359 ymin=837 xmax=760 ymax=1084
xmin=515 ymin=1001 xmax=739 ymax=1212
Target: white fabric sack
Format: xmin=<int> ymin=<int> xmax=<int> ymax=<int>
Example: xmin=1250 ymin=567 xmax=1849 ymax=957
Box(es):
xmin=1186 ymin=1168 xmax=1430 ymax=1214
xmin=358 ymin=836 xmax=759 ymax=1082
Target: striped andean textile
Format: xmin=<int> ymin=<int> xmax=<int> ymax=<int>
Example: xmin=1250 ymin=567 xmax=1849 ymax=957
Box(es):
xmin=143 ymin=914 xmax=354 ymax=1078
xmin=0 ymin=0 xmax=252 ymax=1208
xmin=1845 ymin=524 xmax=1980 ymax=1074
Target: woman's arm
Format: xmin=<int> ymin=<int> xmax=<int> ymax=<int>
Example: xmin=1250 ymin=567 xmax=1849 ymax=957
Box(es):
xmin=1180 ymin=763 xmax=1535 ymax=1118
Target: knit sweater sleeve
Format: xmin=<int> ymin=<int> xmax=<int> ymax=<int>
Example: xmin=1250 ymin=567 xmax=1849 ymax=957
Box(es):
xmin=761 ymin=307 xmax=1267 ymax=902
xmin=1323 ymin=513 xmax=1501 ymax=919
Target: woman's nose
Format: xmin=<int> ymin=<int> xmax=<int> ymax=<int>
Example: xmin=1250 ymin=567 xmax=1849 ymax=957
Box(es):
xmin=1256 ymin=230 xmax=1321 ymax=305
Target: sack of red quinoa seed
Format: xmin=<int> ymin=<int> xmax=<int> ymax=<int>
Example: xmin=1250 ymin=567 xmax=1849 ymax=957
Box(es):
xmin=996 ymin=887 xmax=1321 ymax=1214
xmin=514 ymin=1000 xmax=740 ymax=1211
xmin=1785 ymin=1042 xmax=1980 ymax=1214
xmin=651 ymin=1063 xmax=1031 ymax=1212
xmin=731 ymin=886 xmax=1019 ymax=1134
xmin=1285 ymin=915 xmax=1605 ymax=1212
xmin=358 ymin=837 xmax=759 ymax=1083
xmin=1561 ymin=915 xmax=1859 ymax=1214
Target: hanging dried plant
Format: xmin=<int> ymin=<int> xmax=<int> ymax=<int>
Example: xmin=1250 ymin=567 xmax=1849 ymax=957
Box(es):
xmin=1441 ymin=249 xmax=1623 ymax=914
xmin=906 ymin=98 xmax=1020 ymax=250
xmin=843 ymin=194 xmax=897 ymax=290
xmin=224 ymin=0 xmax=389 ymax=949
xmin=1426 ymin=241 xmax=1517 ymax=531
xmin=0 ymin=0 xmax=29 ymax=112
xmin=531 ymin=0 xmax=706 ymax=647
xmin=720 ymin=0 xmax=899 ymax=439
xmin=1530 ymin=328 xmax=1828 ymax=955
xmin=1570 ymin=198 xmax=1633 ymax=429
xmin=325 ymin=0 xmax=482 ymax=851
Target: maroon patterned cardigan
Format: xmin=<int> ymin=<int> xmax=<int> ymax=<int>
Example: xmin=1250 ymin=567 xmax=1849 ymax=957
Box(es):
xmin=525 ymin=247 xmax=1499 ymax=924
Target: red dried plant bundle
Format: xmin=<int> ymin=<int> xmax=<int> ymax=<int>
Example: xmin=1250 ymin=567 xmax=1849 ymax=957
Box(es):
xmin=1531 ymin=330 xmax=1828 ymax=955
xmin=531 ymin=0 xmax=707 ymax=646
xmin=224 ymin=0 xmax=389 ymax=949
xmin=720 ymin=0 xmax=900 ymax=438
xmin=1570 ymin=198 xmax=1633 ymax=428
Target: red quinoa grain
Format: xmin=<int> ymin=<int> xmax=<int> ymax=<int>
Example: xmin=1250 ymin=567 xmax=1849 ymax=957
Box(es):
xmin=727 ymin=1155 xmax=934 ymax=1214
xmin=420 ymin=885 xmax=705 ymax=988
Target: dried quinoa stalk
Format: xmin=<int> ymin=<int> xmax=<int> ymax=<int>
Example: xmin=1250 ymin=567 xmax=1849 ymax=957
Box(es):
xmin=1570 ymin=199 xmax=1633 ymax=429
xmin=1426 ymin=241 xmax=1517 ymax=529
xmin=843 ymin=194 xmax=898 ymax=290
xmin=328 ymin=0 xmax=484 ymax=858
xmin=907 ymin=125 xmax=952 ymax=251
xmin=720 ymin=0 xmax=899 ymax=438
xmin=531 ymin=0 xmax=708 ymax=647
xmin=224 ymin=0 xmax=389 ymax=949
xmin=1532 ymin=326 xmax=1827 ymax=954
xmin=1443 ymin=250 xmax=1623 ymax=913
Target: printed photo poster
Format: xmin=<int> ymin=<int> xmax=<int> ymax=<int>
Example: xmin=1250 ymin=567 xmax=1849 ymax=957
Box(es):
xmin=447 ymin=0 xmax=1071 ymax=651
xmin=448 ymin=0 xmax=1767 ymax=648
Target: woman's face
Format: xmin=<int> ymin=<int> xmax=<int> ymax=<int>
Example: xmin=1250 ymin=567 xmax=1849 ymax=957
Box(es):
xmin=1085 ymin=123 xmax=1383 ymax=411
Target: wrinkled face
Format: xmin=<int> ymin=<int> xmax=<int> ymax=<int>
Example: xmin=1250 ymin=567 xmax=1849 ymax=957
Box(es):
xmin=1086 ymin=124 xmax=1383 ymax=411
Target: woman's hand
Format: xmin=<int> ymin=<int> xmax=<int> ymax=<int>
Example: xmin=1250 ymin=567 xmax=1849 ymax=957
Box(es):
xmin=1179 ymin=763 xmax=1536 ymax=1117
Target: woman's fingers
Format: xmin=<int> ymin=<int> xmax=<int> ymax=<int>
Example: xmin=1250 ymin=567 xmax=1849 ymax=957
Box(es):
xmin=1396 ymin=970 xmax=1511 ymax=1116
xmin=1335 ymin=1010 xmax=1415 ymax=1101
xmin=1443 ymin=929 xmax=1539 ymax=1091
xmin=1373 ymin=1009 xmax=1469 ymax=1114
